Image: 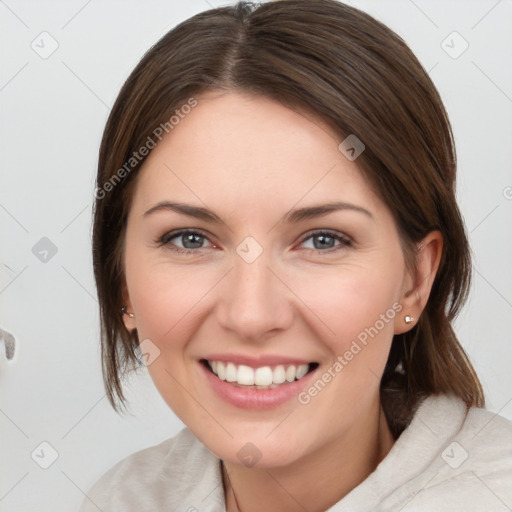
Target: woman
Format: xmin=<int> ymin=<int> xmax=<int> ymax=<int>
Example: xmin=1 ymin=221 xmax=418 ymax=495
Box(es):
xmin=81 ymin=1 xmax=512 ymax=510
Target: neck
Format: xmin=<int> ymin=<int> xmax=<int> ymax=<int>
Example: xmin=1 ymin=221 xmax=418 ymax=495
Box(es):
xmin=223 ymin=396 xmax=395 ymax=512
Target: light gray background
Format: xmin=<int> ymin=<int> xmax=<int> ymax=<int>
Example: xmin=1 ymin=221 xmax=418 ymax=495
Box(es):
xmin=1 ymin=0 xmax=511 ymax=510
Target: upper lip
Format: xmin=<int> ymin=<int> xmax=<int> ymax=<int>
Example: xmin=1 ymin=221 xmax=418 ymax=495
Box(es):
xmin=201 ymin=353 xmax=315 ymax=368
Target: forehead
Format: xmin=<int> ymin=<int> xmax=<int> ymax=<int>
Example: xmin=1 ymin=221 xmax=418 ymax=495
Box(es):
xmin=129 ymin=92 xmax=384 ymax=220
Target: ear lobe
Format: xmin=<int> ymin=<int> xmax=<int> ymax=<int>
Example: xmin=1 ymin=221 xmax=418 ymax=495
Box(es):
xmin=395 ymin=231 xmax=443 ymax=334
xmin=121 ymin=281 xmax=137 ymax=332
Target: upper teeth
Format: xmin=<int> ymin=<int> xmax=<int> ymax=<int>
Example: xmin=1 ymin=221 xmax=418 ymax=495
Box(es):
xmin=208 ymin=361 xmax=310 ymax=386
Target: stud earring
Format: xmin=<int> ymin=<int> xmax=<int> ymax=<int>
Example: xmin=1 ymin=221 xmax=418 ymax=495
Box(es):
xmin=404 ymin=315 xmax=414 ymax=324
xmin=121 ymin=306 xmax=135 ymax=318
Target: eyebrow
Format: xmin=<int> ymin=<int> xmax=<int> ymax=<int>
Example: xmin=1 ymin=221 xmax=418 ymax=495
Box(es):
xmin=143 ymin=201 xmax=373 ymax=223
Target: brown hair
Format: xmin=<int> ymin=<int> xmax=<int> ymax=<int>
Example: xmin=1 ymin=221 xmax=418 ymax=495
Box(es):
xmin=92 ymin=0 xmax=484 ymax=436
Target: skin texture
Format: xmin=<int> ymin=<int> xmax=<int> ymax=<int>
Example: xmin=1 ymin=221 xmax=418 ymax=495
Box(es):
xmin=122 ymin=91 xmax=443 ymax=511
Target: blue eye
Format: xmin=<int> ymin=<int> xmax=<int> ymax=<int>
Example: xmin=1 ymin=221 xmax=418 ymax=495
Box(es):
xmin=299 ymin=230 xmax=352 ymax=252
xmin=158 ymin=229 xmax=213 ymax=254
xmin=157 ymin=229 xmax=351 ymax=255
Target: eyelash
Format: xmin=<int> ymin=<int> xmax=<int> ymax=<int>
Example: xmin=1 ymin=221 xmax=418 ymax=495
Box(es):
xmin=156 ymin=229 xmax=352 ymax=255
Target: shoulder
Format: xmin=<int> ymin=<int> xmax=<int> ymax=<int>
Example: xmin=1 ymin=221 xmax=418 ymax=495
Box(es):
xmin=335 ymin=394 xmax=512 ymax=512
xmin=394 ymin=394 xmax=512 ymax=511
xmin=79 ymin=427 xmax=225 ymax=512
xmin=425 ymin=394 xmax=512 ymax=475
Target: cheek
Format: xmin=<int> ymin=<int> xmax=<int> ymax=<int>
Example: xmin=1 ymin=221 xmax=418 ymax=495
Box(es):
xmin=125 ymin=262 xmax=218 ymax=414
xmin=289 ymin=263 xmax=403 ymax=420
xmin=126 ymin=258 xmax=214 ymax=342
xmin=287 ymin=258 xmax=402 ymax=358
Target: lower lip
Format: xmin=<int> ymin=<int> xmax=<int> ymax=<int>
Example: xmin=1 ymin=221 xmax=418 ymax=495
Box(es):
xmin=199 ymin=361 xmax=318 ymax=410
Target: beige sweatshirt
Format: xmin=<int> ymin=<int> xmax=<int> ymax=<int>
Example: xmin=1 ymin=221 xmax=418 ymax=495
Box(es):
xmin=79 ymin=394 xmax=512 ymax=511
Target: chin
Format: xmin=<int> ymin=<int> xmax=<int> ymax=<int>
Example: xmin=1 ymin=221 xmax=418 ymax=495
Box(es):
xmin=192 ymin=422 xmax=315 ymax=469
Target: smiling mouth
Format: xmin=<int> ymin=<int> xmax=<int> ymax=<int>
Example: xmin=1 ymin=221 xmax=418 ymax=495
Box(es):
xmin=200 ymin=359 xmax=319 ymax=390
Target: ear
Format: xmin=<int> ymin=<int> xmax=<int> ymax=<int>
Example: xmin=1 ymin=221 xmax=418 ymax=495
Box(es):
xmin=395 ymin=230 xmax=443 ymax=335
xmin=121 ymin=280 xmax=137 ymax=332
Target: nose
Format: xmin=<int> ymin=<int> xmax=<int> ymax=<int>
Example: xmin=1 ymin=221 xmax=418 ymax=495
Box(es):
xmin=216 ymin=252 xmax=294 ymax=342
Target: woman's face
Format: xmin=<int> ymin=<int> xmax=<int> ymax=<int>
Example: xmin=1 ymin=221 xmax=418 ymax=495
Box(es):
xmin=122 ymin=91 xmax=413 ymax=467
